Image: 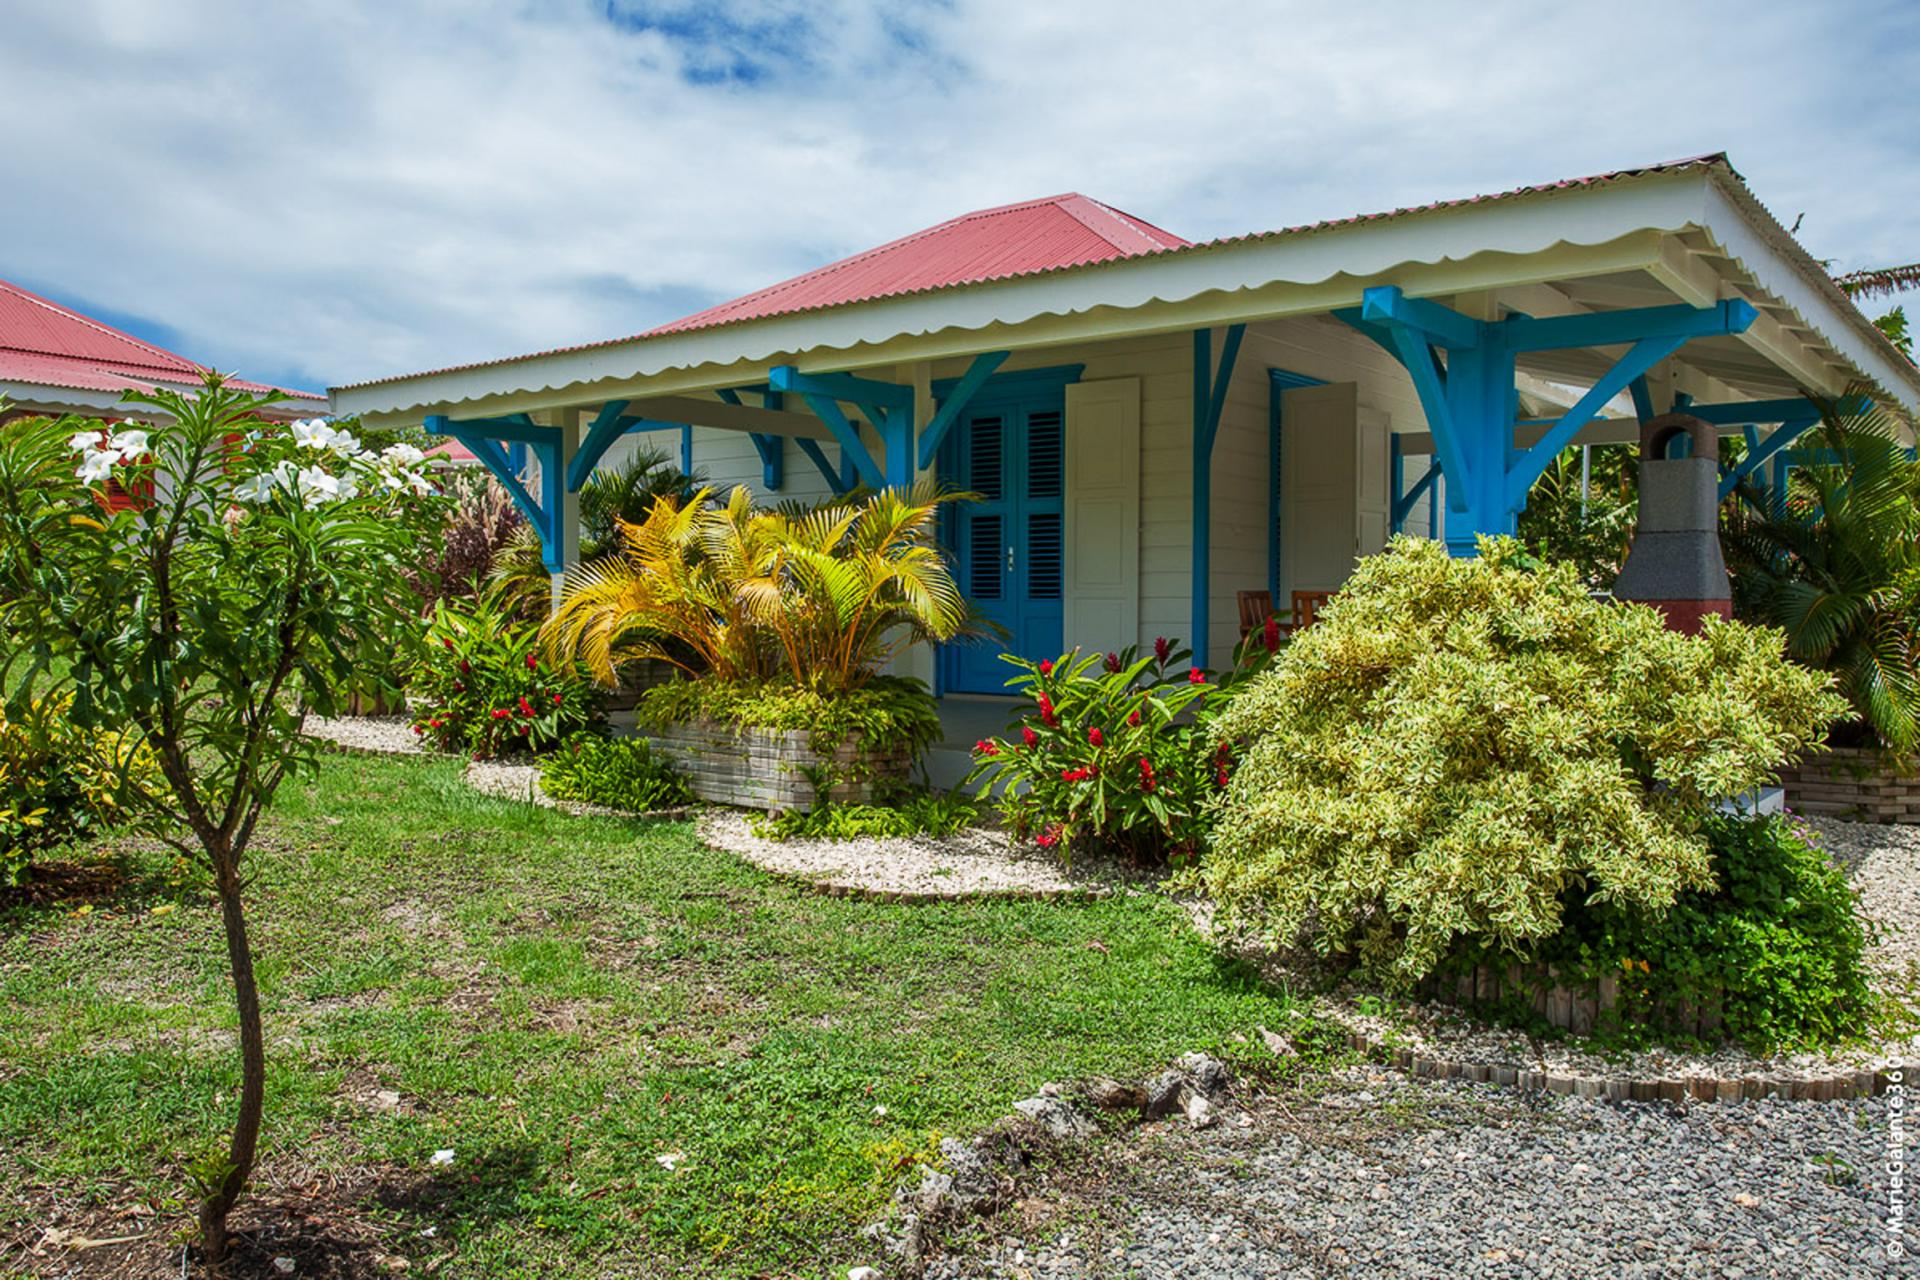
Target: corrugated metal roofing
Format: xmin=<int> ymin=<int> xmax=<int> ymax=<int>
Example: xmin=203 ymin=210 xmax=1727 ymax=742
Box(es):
xmin=650 ymin=193 xmax=1190 ymax=335
xmin=0 ymin=277 xmax=322 ymax=406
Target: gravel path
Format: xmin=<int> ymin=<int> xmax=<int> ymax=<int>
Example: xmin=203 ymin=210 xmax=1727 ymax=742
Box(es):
xmin=935 ymin=1066 xmax=1911 ymax=1279
xmin=699 ymin=811 xmax=1137 ymax=900
xmin=304 ymin=714 xmax=422 ymax=755
xmin=1806 ymin=815 xmax=1920 ymax=990
xmin=463 ymin=760 xmax=691 ymax=820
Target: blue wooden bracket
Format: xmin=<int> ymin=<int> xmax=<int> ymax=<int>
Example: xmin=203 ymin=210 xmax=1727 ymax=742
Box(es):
xmin=795 ymin=437 xmax=851 ymax=494
xmin=1719 ymin=412 xmax=1820 ymax=500
xmin=1390 ymin=436 xmax=1440 ymax=533
xmin=1505 ymin=333 xmax=1689 ymax=506
xmin=428 ymin=414 xmax=567 ymax=572
xmin=1190 ymin=324 xmax=1247 ymax=667
xmin=567 ymin=401 xmax=630 ymax=491
xmin=918 ymin=351 xmax=1011 ymax=470
xmin=719 ymin=388 xmax=785 ymax=490
xmin=770 ymin=364 xmax=916 ymax=490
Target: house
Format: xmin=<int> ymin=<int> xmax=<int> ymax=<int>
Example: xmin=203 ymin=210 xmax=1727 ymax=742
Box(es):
xmin=330 ymin=154 xmax=1920 ymax=715
xmin=0 ymin=277 xmax=326 ymax=425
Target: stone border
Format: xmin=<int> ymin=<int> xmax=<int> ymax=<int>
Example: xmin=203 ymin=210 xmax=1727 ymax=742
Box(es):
xmin=1781 ymin=746 xmax=1920 ymax=824
xmin=1341 ymin=1026 xmax=1909 ymax=1103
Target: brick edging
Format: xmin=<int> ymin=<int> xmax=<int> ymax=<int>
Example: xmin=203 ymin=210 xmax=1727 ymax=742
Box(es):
xmin=1343 ymin=1028 xmax=1907 ymax=1103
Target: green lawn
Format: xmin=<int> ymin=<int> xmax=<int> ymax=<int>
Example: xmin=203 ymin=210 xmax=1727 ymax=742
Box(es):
xmin=0 ymin=751 xmax=1302 ymax=1277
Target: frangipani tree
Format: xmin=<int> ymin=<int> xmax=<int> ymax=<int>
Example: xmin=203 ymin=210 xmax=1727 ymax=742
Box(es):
xmin=0 ymin=374 xmax=438 ymax=1269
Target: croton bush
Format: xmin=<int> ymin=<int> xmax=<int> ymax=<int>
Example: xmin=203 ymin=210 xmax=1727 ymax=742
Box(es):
xmin=1187 ymin=535 xmax=1848 ymax=988
xmin=0 ymin=694 xmax=158 ymax=884
xmin=408 ymin=589 xmax=603 ymax=757
xmin=965 ymin=630 xmax=1281 ymax=862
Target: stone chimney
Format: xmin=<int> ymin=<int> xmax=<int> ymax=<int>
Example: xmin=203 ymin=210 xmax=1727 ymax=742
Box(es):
xmin=1612 ymin=413 xmax=1731 ymax=633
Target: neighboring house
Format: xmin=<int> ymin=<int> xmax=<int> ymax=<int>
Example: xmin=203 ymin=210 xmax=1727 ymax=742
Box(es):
xmin=0 ymin=277 xmax=325 ymax=426
xmin=331 ymin=155 xmax=1920 ymax=706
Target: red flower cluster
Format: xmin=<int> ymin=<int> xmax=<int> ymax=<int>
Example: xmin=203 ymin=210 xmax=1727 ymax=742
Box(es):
xmin=1060 ymin=766 xmax=1095 ymax=782
xmin=1188 ymin=668 xmax=1206 ymax=685
xmin=1087 ymin=726 xmax=1104 ymax=748
xmin=973 ymin=738 xmax=1000 ymax=757
xmin=525 ymin=652 xmax=539 ymax=670
xmin=1104 ymin=651 xmax=1122 ymax=673
xmin=1138 ymin=756 xmax=1156 ymax=792
xmin=518 ymin=696 xmax=535 ymax=717
xmin=1127 ymin=709 xmax=1141 ymax=727
xmin=1022 ymin=724 xmax=1039 ymax=748
xmin=1036 ymin=824 xmax=1063 ymax=849
xmin=1038 ymin=659 xmax=1054 ymax=676
xmin=1263 ymin=614 xmax=1280 ymax=654
xmin=1154 ymin=636 xmax=1170 ymax=663
xmin=551 ymin=692 xmax=563 ymax=706
xmin=1037 ymin=693 xmax=1058 ymax=728
xmin=1215 ymin=743 xmax=1233 ymax=788
xmin=490 ymin=708 xmax=510 ymax=720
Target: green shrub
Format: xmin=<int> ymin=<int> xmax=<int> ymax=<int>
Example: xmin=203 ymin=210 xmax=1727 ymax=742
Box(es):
xmin=1188 ymin=536 xmax=1847 ymax=986
xmin=1456 ymin=815 xmax=1880 ymax=1052
xmin=635 ymin=675 xmax=942 ymax=759
xmin=539 ymin=733 xmax=692 ymax=812
xmin=965 ymin=636 xmax=1279 ymax=862
xmin=750 ymin=788 xmax=979 ymax=841
xmin=408 ymin=589 xmax=604 ymax=758
xmin=0 ymin=694 xmax=156 ymax=883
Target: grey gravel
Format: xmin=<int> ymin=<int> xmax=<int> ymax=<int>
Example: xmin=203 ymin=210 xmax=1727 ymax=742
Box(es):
xmin=933 ymin=1065 xmax=1913 ymax=1279
xmin=1804 ymin=814 xmax=1920 ymax=990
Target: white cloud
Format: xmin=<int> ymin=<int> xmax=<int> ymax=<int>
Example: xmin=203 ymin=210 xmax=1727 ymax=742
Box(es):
xmin=4 ymin=0 xmax=1916 ymax=391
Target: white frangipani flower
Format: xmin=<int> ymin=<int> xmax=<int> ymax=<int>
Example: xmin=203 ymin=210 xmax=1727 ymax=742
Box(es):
xmin=381 ymin=442 xmax=426 ymax=467
xmin=233 ymin=472 xmax=277 ymax=504
xmin=76 ymin=450 xmax=118 ymax=483
xmin=68 ymin=429 xmax=104 ymax=453
xmin=108 ymin=429 xmax=150 ymax=457
xmin=290 ymin=419 xmax=333 ymax=450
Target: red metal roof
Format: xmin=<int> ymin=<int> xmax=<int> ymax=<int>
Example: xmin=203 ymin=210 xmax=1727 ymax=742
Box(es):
xmin=0 ymin=277 xmax=322 ymax=408
xmin=648 ymin=193 xmax=1190 ymax=335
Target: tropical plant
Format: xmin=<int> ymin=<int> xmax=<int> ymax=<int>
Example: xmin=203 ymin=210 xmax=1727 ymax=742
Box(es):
xmin=1723 ymin=398 xmax=1920 ymax=752
xmin=406 ymin=588 xmax=603 ymax=757
xmin=1185 ymin=536 xmax=1846 ymax=986
xmin=749 ymin=786 xmax=978 ymax=840
xmin=1516 ymin=442 xmax=1637 ymax=589
xmin=538 ymin=732 xmax=691 ymax=811
xmin=1465 ymin=814 xmax=1881 ymax=1052
xmin=633 ymin=674 xmax=943 ymax=758
xmin=547 ymin=482 xmax=983 ymax=693
xmin=0 ymin=378 xmax=436 ymax=1266
xmin=417 ymin=470 xmax=524 ymax=604
xmin=491 ymin=448 xmax=706 ymax=615
xmin=0 ymin=693 xmax=158 ymax=883
xmin=965 ymin=631 xmax=1282 ymax=862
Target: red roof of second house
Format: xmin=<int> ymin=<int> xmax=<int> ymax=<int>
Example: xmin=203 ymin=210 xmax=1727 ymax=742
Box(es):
xmin=0 ymin=277 xmax=323 ymax=408
xmin=648 ymin=193 xmax=1190 ymax=336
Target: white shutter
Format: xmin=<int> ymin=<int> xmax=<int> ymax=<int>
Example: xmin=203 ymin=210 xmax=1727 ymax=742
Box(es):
xmin=1355 ymin=406 xmax=1391 ymax=559
xmin=1063 ymin=377 xmax=1140 ymax=654
xmin=1281 ymin=382 xmax=1358 ymax=595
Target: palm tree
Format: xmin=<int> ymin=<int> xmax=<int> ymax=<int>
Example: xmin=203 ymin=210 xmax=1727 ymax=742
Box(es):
xmin=544 ymin=482 xmax=986 ymax=692
xmin=1723 ymin=395 xmax=1920 ymax=753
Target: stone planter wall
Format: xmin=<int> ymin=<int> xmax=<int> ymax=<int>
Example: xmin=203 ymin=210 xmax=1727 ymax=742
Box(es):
xmin=642 ymin=719 xmax=909 ymax=812
xmin=1779 ymin=747 xmax=1920 ymax=824
xmin=1420 ymin=964 xmax=1724 ymax=1040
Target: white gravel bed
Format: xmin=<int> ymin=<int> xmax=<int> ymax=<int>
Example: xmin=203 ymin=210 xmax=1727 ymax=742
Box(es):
xmin=1804 ymin=814 xmax=1920 ymax=988
xmin=698 ymin=810 xmax=1133 ymax=900
xmin=939 ymin=1064 xmax=1906 ymax=1279
xmin=304 ymin=714 xmax=423 ymax=755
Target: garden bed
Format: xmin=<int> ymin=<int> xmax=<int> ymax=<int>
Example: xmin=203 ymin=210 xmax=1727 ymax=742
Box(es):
xmin=1780 ymin=745 xmax=1920 ymax=824
xmin=643 ymin=719 xmax=910 ymax=812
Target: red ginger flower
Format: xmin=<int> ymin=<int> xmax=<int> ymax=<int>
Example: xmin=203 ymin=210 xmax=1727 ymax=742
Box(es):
xmin=551 ymin=692 xmax=563 ymax=706
xmin=525 ymin=652 xmax=539 ymax=670
xmin=1038 ymin=659 xmax=1053 ymax=676
xmin=1022 ymin=725 xmax=1039 ymax=748
xmin=517 ymin=696 xmax=534 ymax=717
xmin=1037 ymin=694 xmax=1058 ymax=728
xmin=1154 ymin=636 xmax=1170 ymax=663
xmin=1061 ymin=766 xmax=1095 ymax=782
xmin=1088 ymin=726 xmax=1104 ymax=747
xmin=1138 ymin=757 xmax=1156 ymax=792
xmin=1263 ymin=615 xmax=1280 ymax=653
xmin=458 ymin=659 xmax=471 ymax=675
xmin=490 ymin=708 xmax=510 ymax=720
xmin=1105 ymin=651 xmax=1122 ymax=673
xmin=1127 ymin=709 xmax=1141 ymax=727
xmin=973 ymin=739 xmax=999 ymax=757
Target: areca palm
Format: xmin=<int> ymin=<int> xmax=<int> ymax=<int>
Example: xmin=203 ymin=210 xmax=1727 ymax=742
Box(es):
xmin=1723 ymin=397 xmax=1920 ymax=752
xmin=544 ymin=482 xmax=985 ymax=692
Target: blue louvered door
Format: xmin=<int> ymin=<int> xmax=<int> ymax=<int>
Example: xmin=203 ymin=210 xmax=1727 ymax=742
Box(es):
xmin=942 ymin=393 xmax=1065 ymax=694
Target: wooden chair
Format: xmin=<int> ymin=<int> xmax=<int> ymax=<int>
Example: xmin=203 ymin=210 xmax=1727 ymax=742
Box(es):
xmin=1291 ymin=590 xmax=1334 ymax=630
xmin=1236 ymin=590 xmax=1274 ymax=638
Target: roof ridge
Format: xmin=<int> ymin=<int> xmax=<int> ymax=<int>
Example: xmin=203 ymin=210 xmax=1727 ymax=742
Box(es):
xmin=0 ymin=278 xmax=204 ymax=373
xmin=1052 ymin=193 xmax=1189 ymax=253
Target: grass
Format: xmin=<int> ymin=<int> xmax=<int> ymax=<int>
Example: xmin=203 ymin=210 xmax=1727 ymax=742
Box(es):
xmin=0 ymin=751 xmax=1302 ymax=1277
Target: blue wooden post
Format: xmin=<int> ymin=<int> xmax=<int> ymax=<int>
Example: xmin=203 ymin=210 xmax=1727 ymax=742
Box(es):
xmin=1191 ymin=325 xmax=1245 ymax=667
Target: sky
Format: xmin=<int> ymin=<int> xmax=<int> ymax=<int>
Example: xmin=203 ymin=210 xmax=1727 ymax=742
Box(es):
xmin=4 ymin=0 xmax=1917 ymax=394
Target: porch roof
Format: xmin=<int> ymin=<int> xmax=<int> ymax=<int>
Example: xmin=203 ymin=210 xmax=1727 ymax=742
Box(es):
xmin=332 ymin=154 xmax=1918 ymax=427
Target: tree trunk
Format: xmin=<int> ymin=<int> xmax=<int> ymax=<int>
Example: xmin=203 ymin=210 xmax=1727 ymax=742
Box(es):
xmin=198 ymin=843 xmax=265 ymax=1272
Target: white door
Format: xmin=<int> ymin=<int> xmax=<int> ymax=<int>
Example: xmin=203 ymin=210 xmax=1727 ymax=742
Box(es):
xmin=1355 ymin=406 xmax=1391 ymax=559
xmin=1063 ymin=377 xmax=1141 ymax=655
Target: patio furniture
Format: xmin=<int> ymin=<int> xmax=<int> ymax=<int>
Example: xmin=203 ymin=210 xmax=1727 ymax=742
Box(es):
xmin=1236 ymin=589 xmax=1273 ymax=638
xmin=1291 ymin=590 xmax=1333 ymax=630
